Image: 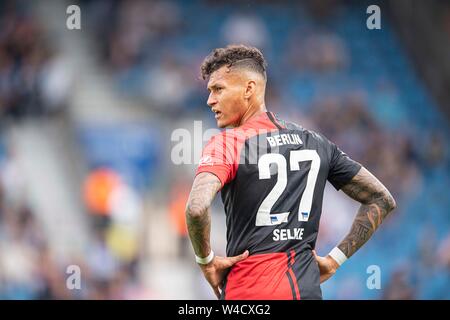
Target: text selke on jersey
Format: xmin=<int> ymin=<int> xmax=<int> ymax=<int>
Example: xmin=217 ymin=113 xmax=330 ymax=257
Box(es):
xmin=196 ymin=112 xmax=361 ymax=299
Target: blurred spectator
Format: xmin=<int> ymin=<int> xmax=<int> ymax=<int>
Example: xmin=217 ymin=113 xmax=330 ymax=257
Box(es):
xmin=168 ymin=178 xmax=190 ymax=258
xmin=0 ymin=3 xmax=70 ymax=121
xmin=83 ymin=167 xmax=121 ymax=224
xmin=437 ymin=233 xmax=450 ymax=270
xmin=286 ymin=31 xmax=349 ymax=74
xmin=143 ymin=55 xmax=194 ymax=113
xmin=382 ymin=269 xmax=416 ymax=300
xmin=222 ymin=13 xmax=269 ymax=49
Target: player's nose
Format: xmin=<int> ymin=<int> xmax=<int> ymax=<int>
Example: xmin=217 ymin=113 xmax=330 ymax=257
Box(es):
xmin=207 ymin=93 xmax=217 ymax=107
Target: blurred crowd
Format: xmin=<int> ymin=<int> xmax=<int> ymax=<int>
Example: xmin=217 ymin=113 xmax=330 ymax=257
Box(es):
xmin=0 ymin=1 xmax=146 ymax=299
xmin=0 ymin=139 xmax=151 ymax=299
xmin=0 ymin=2 xmax=71 ymax=122
xmin=0 ymin=0 xmax=449 ymax=299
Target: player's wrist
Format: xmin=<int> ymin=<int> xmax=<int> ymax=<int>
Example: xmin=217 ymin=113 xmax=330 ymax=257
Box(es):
xmin=328 ymin=247 xmax=347 ymax=267
xmin=195 ymin=250 xmax=215 ymax=265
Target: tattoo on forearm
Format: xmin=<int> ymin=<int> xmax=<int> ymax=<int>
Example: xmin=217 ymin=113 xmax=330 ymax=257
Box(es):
xmin=186 ymin=173 xmax=221 ymax=257
xmin=186 ymin=208 xmax=212 ymax=258
xmin=338 ymin=167 xmax=396 ymax=258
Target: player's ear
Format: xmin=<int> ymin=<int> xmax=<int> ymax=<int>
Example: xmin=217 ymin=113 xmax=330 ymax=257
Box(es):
xmin=244 ymin=80 xmax=256 ymax=99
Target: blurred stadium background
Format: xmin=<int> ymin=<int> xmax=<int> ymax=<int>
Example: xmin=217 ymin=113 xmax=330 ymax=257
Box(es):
xmin=0 ymin=0 xmax=449 ymax=299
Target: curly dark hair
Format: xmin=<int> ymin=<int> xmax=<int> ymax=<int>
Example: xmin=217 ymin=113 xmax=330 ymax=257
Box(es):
xmin=200 ymin=44 xmax=267 ymax=80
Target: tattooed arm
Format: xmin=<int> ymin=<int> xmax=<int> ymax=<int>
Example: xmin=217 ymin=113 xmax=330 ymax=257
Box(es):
xmin=185 ymin=172 xmax=222 ymax=258
xmin=186 ymin=172 xmax=248 ymax=298
xmin=314 ymin=167 xmax=396 ymax=283
xmin=338 ymin=166 xmax=397 ymax=257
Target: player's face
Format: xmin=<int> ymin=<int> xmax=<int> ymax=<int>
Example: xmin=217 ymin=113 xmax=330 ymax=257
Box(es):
xmin=207 ymin=66 xmax=248 ymax=128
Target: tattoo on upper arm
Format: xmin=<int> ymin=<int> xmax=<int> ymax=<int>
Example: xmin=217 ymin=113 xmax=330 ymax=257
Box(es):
xmin=186 ymin=172 xmax=222 ymax=216
xmin=185 ymin=172 xmax=222 ymax=257
xmin=338 ymin=167 xmax=396 ymax=258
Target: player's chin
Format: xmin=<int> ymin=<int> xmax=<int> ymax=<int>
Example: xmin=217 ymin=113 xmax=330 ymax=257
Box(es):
xmin=216 ymin=118 xmax=228 ymax=128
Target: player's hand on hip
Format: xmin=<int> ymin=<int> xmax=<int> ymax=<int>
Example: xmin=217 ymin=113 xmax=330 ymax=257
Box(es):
xmin=200 ymin=250 xmax=249 ymax=299
xmin=312 ymin=250 xmax=340 ymax=283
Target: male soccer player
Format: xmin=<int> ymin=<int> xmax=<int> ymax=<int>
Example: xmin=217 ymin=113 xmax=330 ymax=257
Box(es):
xmin=185 ymin=45 xmax=396 ymax=299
